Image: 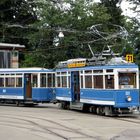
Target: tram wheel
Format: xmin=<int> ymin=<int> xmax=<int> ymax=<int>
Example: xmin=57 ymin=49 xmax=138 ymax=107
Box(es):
xmin=89 ymin=106 xmax=96 ymax=113
xmin=60 ymin=102 xmax=68 ymax=109
xmin=96 ymin=107 xmax=105 ymax=116
xmin=15 ymin=101 xmax=20 ymax=106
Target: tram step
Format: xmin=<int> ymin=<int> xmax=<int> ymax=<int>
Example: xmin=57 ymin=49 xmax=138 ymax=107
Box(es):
xmin=70 ymin=102 xmax=83 ymax=110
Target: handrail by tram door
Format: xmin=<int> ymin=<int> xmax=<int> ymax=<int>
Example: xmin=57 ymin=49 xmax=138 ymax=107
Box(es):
xmin=24 ymin=74 xmax=32 ymax=100
xmin=71 ymin=71 xmax=80 ymax=102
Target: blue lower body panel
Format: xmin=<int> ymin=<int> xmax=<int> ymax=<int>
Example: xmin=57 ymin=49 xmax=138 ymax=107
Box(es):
xmin=56 ymin=88 xmax=139 ymax=108
xmin=56 ymin=88 xmax=71 ymax=101
xmin=114 ymin=89 xmax=139 ymax=108
xmin=32 ymin=88 xmax=55 ymax=102
xmin=80 ymin=89 xmax=139 ymax=108
xmin=0 ymin=88 xmax=24 ymax=100
xmin=80 ymin=89 xmax=115 ymax=106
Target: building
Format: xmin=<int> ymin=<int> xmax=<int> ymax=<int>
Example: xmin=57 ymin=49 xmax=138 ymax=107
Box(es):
xmin=0 ymin=43 xmax=25 ymax=68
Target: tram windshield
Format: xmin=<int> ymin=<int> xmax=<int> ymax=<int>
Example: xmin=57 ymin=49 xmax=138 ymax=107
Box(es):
xmin=119 ymin=72 xmax=136 ymax=89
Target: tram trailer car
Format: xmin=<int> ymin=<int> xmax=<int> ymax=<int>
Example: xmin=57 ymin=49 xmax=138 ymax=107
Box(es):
xmin=0 ymin=68 xmax=55 ymax=105
xmin=55 ymin=59 xmax=139 ymax=116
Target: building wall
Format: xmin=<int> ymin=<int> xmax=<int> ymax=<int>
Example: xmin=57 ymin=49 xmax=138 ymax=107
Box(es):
xmin=0 ymin=51 xmax=18 ymax=68
xmin=11 ymin=51 xmax=19 ymax=68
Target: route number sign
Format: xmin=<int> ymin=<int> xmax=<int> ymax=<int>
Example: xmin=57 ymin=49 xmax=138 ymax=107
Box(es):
xmin=126 ymin=54 xmax=133 ymax=63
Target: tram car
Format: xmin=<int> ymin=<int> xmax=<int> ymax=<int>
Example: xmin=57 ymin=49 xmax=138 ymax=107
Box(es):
xmin=55 ymin=57 xmax=139 ymax=116
xmin=0 ymin=68 xmax=55 ymax=105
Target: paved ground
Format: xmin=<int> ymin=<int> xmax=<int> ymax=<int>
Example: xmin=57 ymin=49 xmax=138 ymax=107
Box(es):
xmin=0 ymin=103 xmax=140 ymax=140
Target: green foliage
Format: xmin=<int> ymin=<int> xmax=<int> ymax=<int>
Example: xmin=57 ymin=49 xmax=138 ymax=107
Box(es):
xmin=124 ymin=0 xmax=140 ymax=65
xmin=1 ymin=0 xmax=137 ymax=68
xmin=21 ymin=1 xmax=113 ymax=68
xmin=0 ymin=0 xmax=37 ymax=43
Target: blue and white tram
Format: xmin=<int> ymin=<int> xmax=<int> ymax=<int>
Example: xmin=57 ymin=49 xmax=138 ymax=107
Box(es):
xmin=55 ymin=58 xmax=139 ymax=116
xmin=0 ymin=68 xmax=55 ymax=105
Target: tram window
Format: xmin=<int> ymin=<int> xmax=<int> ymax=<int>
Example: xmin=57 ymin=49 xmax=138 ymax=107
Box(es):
xmin=47 ymin=74 xmax=52 ymax=87
xmin=6 ymin=77 xmax=15 ymax=87
xmin=93 ymin=70 xmax=103 ymax=73
xmin=32 ymin=74 xmax=38 ymax=87
xmin=62 ymin=76 xmax=67 ymax=87
xmin=0 ymin=78 xmax=4 ymax=87
xmin=85 ymin=70 xmax=92 ymax=74
xmin=68 ymin=76 xmax=70 ymax=87
xmin=94 ymin=75 xmax=103 ymax=89
xmin=85 ymin=75 xmax=92 ymax=88
xmin=80 ymin=76 xmax=83 ymax=88
xmin=52 ymin=74 xmax=55 ymax=87
xmin=105 ymin=75 xmax=114 ymax=89
xmin=16 ymin=73 xmax=22 ymax=76
xmin=57 ymin=76 xmax=61 ymax=87
xmin=61 ymin=72 xmax=67 ymax=75
xmin=16 ymin=77 xmax=22 ymax=87
xmin=106 ymin=69 xmax=113 ymax=73
xmin=119 ymin=73 xmax=136 ymax=89
xmin=40 ymin=73 xmax=46 ymax=87
xmin=57 ymin=72 xmax=60 ymax=75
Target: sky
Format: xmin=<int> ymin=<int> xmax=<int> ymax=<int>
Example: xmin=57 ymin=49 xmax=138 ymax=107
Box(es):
xmin=120 ymin=0 xmax=136 ymax=17
xmin=94 ymin=0 xmax=136 ymax=18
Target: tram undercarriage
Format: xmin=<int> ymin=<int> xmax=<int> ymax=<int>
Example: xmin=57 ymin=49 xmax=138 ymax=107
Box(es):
xmin=59 ymin=101 xmax=139 ymax=116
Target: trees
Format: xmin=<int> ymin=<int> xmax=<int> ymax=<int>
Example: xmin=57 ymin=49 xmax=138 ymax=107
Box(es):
xmin=0 ymin=0 xmax=38 ymax=65
xmin=1 ymin=0 xmax=135 ymax=67
xmin=21 ymin=0 xmax=119 ymax=68
xmin=123 ymin=0 xmax=140 ymax=64
xmin=100 ymin=0 xmax=124 ymax=25
xmin=0 ymin=0 xmax=37 ymax=43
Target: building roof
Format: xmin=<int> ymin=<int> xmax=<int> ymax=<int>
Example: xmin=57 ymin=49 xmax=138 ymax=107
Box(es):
xmin=0 ymin=67 xmax=54 ymax=73
xmin=0 ymin=43 xmax=25 ymax=50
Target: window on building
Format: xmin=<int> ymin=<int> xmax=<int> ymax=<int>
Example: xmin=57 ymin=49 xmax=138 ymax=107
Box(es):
xmin=12 ymin=51 xmax=18 ymax=57
xmin=94 ymin=75 xmax=103 ymax=89
xmin=0 ymin=51 xmax=11 ymax=68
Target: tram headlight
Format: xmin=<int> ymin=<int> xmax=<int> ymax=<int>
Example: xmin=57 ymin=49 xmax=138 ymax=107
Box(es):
xmin=126 ymin=96 xmax=132 ymax=102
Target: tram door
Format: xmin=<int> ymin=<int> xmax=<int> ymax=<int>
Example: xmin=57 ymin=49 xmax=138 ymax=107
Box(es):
xmin=24 ymin=74 xmax=32 ymax=99
xmin=71 ymin=71 xmax=80 ymax=102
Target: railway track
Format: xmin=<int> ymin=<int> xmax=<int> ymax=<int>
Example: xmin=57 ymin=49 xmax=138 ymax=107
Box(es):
xmin=0 ymin=113 xmax=98 ymax=140
xmin=114 ymin=116 xmax=140 ymax=125
xmin=0 ymin=104 xmax=140 ymax=140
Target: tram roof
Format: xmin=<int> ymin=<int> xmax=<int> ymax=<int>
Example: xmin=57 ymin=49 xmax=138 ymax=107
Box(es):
xmin=55 ymin=63 xmax=138 ymax=72
xmin=0 ymin=67 xmax=54 ymax=73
